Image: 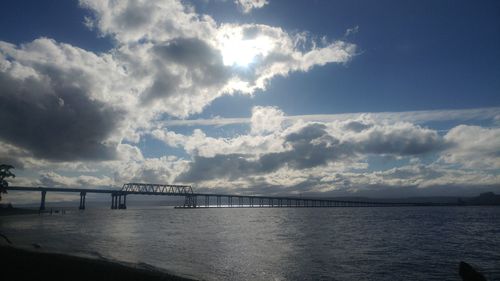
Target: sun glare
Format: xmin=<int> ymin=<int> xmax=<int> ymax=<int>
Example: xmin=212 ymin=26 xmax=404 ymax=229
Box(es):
xmin=220 ymin=36 xmax=274 ymax=67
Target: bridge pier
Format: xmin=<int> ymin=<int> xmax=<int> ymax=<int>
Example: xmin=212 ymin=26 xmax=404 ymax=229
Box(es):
xmin=118 ymin=194 xmax=127 ymax=209
xmin=39 ymin=191 xmax=47 ymax=211
xmin=183 ymin=195 xmax=197 ymax=208
xmin=111 ymin=193 xmax=118 ymax=209
xmin=79 ymin=192 xmax=86 ymax=210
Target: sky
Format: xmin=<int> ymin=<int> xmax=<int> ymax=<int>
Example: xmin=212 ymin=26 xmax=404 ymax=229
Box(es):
xmin=1 ymin=0 xmax=499 ymax=203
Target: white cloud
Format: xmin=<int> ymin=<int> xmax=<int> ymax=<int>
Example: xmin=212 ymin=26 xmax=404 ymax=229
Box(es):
xmin=162 ymin=107 xmax=500 ymax=127
xmin=344 ymin=25 xmax=359 ymax=37
xmin=39 ymin=171 xmax=114 ymax=187
xmin=0 ymin=38 xmax=128 ymax=161
xmin=79 ymin=0 xmax=217 ymax=43
xmin=2 ymin=0 xmax=498 ymax=198
xmin=154 ymin=110 xmax=449 ymax=184
xmin=0 ymin=0 xmax=356 ymax=166
xmin=234 ymin=0 xmax=269 ymax=13
xmin=145 ymin=107 xmax=500 ymax=195
xmin=79 ymin=0 xmax=356 ymax=118
xmin=250 ymin=106 xmax=284 ymax=134
xmin=442 ymin=125 xmax=500 ymax=169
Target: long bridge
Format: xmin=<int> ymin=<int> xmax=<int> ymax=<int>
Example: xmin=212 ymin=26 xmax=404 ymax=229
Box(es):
xmin=6 ymin=183 xmax=433 ymax=211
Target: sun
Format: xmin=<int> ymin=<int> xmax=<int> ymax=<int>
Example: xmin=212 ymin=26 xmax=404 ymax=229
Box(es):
xmin=219 ymin=35 xmax=274 ymax=67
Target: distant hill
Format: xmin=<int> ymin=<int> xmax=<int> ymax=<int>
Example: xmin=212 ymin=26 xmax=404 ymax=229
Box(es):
xmin=324 ymin=192 xmax=500 ymax=206
xmin=464 ymin=192 xmax=500 ymax=206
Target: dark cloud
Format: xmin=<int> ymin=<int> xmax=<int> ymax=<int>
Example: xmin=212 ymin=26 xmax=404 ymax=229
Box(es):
xmin=177 ymin=154 xmax=254 ymax=182
xmin=0 ymin=155 xmax=25 ymax=169
xmin=177 ymin=123 xmax=354 ymax=182
xmin=343 ymin=120 xmax=372 ymax=132
xmin=178 ymin=121 xmax=450 ymax=183
xmin=113 ymin=0 xmax=154 ymax=32
xmin=270 ymin=123 xmax=351 ymax=169
xmin=0 ymin=68 xmax=123 ymax=161
xmin=357 ymin=124 xmax=448 ymax=155
xmin=142 ymin=38 xmax=230 ymax=103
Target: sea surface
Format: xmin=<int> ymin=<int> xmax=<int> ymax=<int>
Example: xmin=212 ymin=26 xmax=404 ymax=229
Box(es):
xmin=1 ymin=206 xmax=499 ymax=280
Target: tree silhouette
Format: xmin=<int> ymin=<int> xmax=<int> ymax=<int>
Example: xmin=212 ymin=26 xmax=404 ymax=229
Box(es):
xmin=0 ymin=164 xmax=15 ymax=201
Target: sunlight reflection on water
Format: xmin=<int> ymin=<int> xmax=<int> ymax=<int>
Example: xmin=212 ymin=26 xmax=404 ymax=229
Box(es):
xmin=1 ymin=206 xmax=499 ymax=280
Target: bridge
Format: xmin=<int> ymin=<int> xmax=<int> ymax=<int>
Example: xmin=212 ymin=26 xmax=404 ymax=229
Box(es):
xmin=6 ymin=183 xmax=431 ymax=211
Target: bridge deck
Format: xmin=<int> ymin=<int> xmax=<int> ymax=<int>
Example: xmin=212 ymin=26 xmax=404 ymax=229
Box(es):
xmin=6 ymin=185 xmax=440 ymax=209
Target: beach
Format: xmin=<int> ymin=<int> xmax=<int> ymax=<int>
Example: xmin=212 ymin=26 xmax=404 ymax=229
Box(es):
xmin=1 ymin=244 xmax=196 ymax=281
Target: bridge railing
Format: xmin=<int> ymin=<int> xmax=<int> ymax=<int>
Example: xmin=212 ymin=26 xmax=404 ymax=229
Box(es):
xmin=121 ymin=183 xmax=193 ymax=194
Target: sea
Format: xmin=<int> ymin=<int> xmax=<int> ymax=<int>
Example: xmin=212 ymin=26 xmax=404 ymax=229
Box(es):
xmin=1 ymin=206 xmax=499 ymax=280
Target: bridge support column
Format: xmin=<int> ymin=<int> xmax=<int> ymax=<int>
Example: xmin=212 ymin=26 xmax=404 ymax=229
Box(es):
xmin=118 ymin=194 xmax=127 ymax=209
xmin=39 ymin=191 xmax=47 ymax=211
xmin=111 ymin=193 xmax=117 ymax=209
xmin=184 ymin=195 xmax=197 ymax=208
xmin=79 ymin=192 xmax=86 ymax=210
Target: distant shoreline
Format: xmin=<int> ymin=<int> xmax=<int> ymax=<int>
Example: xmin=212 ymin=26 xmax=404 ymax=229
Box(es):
xmin=1 ymin=244 xmax=197 ymax=281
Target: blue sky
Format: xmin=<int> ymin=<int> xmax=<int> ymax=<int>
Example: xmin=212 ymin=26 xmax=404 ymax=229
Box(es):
xmin=1 ymin=0 xmax=499 ymax=203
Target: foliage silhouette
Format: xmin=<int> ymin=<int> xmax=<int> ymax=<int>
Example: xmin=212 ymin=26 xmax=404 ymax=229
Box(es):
xmin=0 ymin=164 xmax=15 ymax=201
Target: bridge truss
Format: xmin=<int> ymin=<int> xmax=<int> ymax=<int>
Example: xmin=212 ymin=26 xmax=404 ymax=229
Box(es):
xmin=121 ymin=183 xmax=193 ymax=194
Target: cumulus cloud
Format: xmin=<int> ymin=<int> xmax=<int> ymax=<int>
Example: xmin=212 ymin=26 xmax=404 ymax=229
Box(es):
xmin=39 ymin=171 xmax=113 ymax=187
xmin=0 ymin=0 xmax=356 ymax=165
xmin=235 ymin=0 xmax=269 ymax=13
xmin=349 ymin=120 xmax=447 ymax=155
xmin=176 ymin=123 xmax=353 ymax=182
xmin=110 ymin=155 xmax=189 ymax=185
xmin=0 ymin=38 xmax=126 ymax=161
xmin=164 ymin=111 xmax=499 ymax=195
xmin=162 ymin=107 xmax=500 ymax=127
xmin=170 ymin=111 xmax=448 ymax=183
xmin=80 ymin=0 xmax=356 ymax=117
xmin=2 ymin=0 xmax=497 ymax=198
xmin=442 ymin=125 xmax=500 ymax=169
xmin=250 ymin=106 xmax=284 ymax=134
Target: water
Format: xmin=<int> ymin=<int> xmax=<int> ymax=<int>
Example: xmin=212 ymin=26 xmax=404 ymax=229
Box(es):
xmin=1 ymin=206 xmax=499 ymax=280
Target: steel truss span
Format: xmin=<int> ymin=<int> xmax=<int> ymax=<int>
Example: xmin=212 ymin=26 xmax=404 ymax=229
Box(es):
xmin=121 ymin=183 xmax=193 ymax=195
